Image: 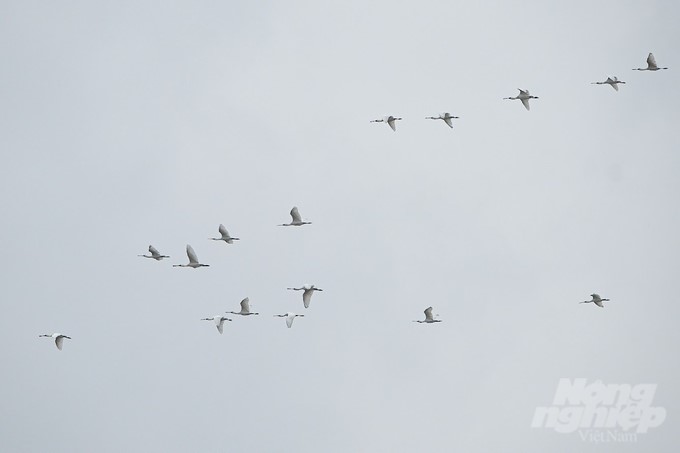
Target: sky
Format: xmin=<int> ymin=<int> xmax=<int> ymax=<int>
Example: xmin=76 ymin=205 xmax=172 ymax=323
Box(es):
xmin=0 ymin=0 xmax=679 ymax=451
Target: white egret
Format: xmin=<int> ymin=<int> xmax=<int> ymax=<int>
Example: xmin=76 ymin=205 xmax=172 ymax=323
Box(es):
xmin=426 ymin=112 xmax=459 ymax=128
xmin=201 ymin=316 xmax=232 ymax=334
xmin=227 ymin=297 xmax=259 ymax=316
xmin=633 ymin=53 xmax=668 ymax=71
xmin=580 ymin=293 xmax=610 ymax=308
xmin=278 ymin=206 xmax=311 ymax=226
xmin=504 ymin=89 xmax=538 ymax=111
xmin=210 ymin=224 xmax=240 ymax=244
xmin=173 ymin=244 xmax=209 ymax=268
xmin=413 ymin=307 xmax=442 ymax=323
xmin=274 ymin=312 xmax=304 ymax=328
xmin=39 ymin=333 xmax=71 ymax=350
xmin=371 ymin=115 xmax=402 ymax=131
xmin=591 ymin=76 xmax=626 ymax=91
xmin=138 ymin=245 xmax=169 ymax=261
xmin=287 ymin=284 xmax=323 ymax=309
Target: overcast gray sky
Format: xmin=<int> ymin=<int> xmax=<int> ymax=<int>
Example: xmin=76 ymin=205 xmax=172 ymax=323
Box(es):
xmin=1 ymin=1 xmax=679 ymax=451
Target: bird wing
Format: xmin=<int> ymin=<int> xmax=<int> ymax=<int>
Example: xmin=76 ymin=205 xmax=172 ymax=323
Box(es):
xmin=611 ymin=83 xmax=619 ymax=91
xmin=240 ymin=297 xmax=250 ymax=313
xmin=216 ymin=319 xmax=224 ymax=334
xmin=424 ymin=307 xmax=434 ymax=321
xmin=186 ymin=244 xmax=199 ymax=264
xmin=521 ymin=98 xmax=531 ymax=111
xmin=594 ymin=300 xmax=604 ymax=308
xmin=55 ymin=336 xmax=64 ymax=350
xmin=519 ymin=88 xmax=528 ymax=95
xmin=591 ymin=293 xmax=601 ymax=301
xmin=286 ymin=315 xmax=294 ymax=328
xmin=443 ymin=117 xmax=453 ymax=128
xmin=387 ymin=118 xmax=397 ymax=131
xmin=290 ymin=207 xmax=302 ymax=223
xmin=647 ymin=53 xmax=658 ymax=69
xmin=149 ymin=245 xmax=160 ymax=256
xmin=303 ymin=290 xmax=312 ymax=308
xmin=218 ymin=224 xmax=228 ymax=237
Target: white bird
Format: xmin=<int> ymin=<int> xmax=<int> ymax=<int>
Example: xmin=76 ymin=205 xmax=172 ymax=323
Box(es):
xmin=633 ymin=53 xmax=668 ymax=71
xmin=274 ymin=312 xmax=304 ymax=328
xmin=210 ymin=224 xmax=240 ymax=244
xmin=39 ymin=333 xmax=71 ymax=350
xmin=580 ymin=293 xmax=610 ymax=308
xmin=287 ymin=284 xmax=323 ymax=309
xmin=138 ymin=245 xmax=170 ymax=261
xmin=173 ymin=244 xmax=210 ymax=268
xmin=504 ymin=89 xmax=539 ymax=111
xmin=371 ymin=115 xmax=402 ymax=131
xmin=426 ymin=112 xmax=459 ymax=128
xmin=201 ymin=316 xmax=232 ymax=334
xmin=591 ymin=76 xmax=626 ymax=91
xmin=227 ymin=297 xmax=259 ymax=316
xmin=278 ymin=206 xmax=311 ymax=226
xmin=413 ymin=307 xmax=442 ymax=323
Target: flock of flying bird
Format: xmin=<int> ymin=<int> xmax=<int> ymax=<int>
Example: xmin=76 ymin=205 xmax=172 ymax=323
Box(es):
xmin=39 ymin=207 xmax=328 ymax=349
xmin=370 ymin=52 xmax=669 ymax=131
xmin=38 ymin=52 xmax=666 ymax=350
xmin=165 ymin=207 xmax=323 ymax=333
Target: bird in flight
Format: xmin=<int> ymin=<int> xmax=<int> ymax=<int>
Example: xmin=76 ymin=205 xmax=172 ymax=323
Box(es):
xmin=371 ymin=115 xmax=402 ymax=131
xmin=210 ymin=224 xmax=240 ymax=244
xmin=274 ymin=312 xmax=304 ymax=328
xmin=39 ymin=333 xmax=72 ymax=350
xmin=591 ymin=76 xmax=626 ymax=91
xmin=426 ymin=112 xmax=459 ymax=128
xmin=633 ymin=53 xmax=668 ymax=71
xmin=580 ymin=293 xmax=610 ymax=308
xmin=227 ymin=297 xmax=259 ymax=316
xmin=201 ymin=316 xmax=232 ymax=334
xmin=287 ymin=284 xmax=323 ymax=309
xmin=504 ymin=89 xmax=539 ymax=111
xmin=413 ymin=307 xmax=442 ymax=323
xmin=278 ymin=206 xmax=311 ymax=226
xmin=138 ymin=245 xmax=170 ymax=261
xmin=173 ymin=245 xmax=209 ymax=268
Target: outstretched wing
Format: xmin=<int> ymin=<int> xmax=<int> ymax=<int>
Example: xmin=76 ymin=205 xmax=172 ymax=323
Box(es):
xmin=286 ymin=315 xmax=295 ymax=328
xmin=647 ymin=52 xmax=658 ymax=69
xmin=290 ymin=207 xmax=302 ymax=223
xmin=218 ymin=224 xmax=228 ymax=237
xmin=444 ymin=117 xmax=453 ymax=128
xmin=240 ymin=297 xmax=250 ymax=313
xmin=521 ymin=98 xmax=531 ymax=111
xmin=149 ymin=245 xmax=161 ymax=257
xmin=186 ymin=244 xmax=199 ymax=264
xmin=424 ymin=307 xmax=434 ymax=321
xmin=303 ymin=290 xmax=312 ymax=309
xmin=55 ymin=336 xmax=65 ymax=350
xmin=387 ymin=118 xmax=397 ymax=131
xmin=594 ymin=300 xmax=604 ymax=308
